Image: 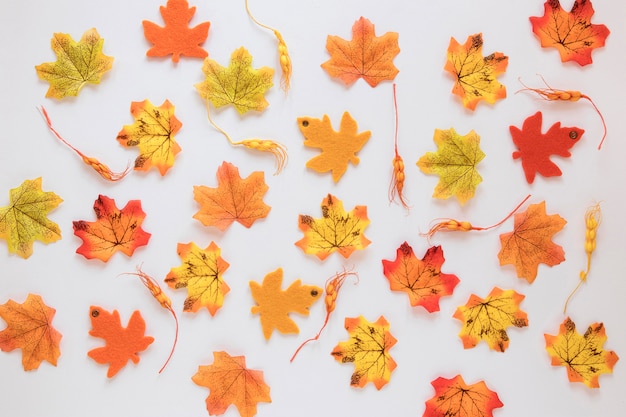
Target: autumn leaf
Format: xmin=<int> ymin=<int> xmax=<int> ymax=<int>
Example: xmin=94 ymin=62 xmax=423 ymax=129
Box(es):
xmin=321 ymin=16 xmax=400 ymax=87
xmin=0 ymin=294 xmax=62 ymax=371
xmin=530 ymin=0 xmax=610 ymax=66
xmin=498 ymin=201 xmax=566 ymax=283
xmin=331 ymin=315 xmax=397 ymax=389
xmin=165 ymin=241 xmax=230 ymax=315
xmin=192 ymin=351 xmax=271 ymax=417
xmin=0 ymin=178 xmax=62 ymax=259
xmin=35 ymin=28 xmax=113 ymax=99
xmin=116 ymin=99 xmax=183 ymax=175
xmin=453 ymin=287 xmax=528 ymax=352
xmin=423 ymin=375 xmax=503 ymax=417
xmin=195 ymin=47 xmax=274 ymax=114
xmin=73 ymin=195 xmax=151 ymax=262
xmin=545 ymin=317 xmax=619 ymax=388
xmin=444 ymin=33 xmax=508 ymax=110
xmin=417 ymin=128 xmax=485 ymax=205
xmin=295 ymin=194 xmax=371 ymax=261
xmin=87 ymin=306 xmax=154 ymax=378
xmin=193 ymin=161 xmax=270 ymax=231
xmin=250 ymin=268 xmax=322 ymax=340
xmin=297 ymin=112 xmax=371 ymax=182
xmin=143 ymin=0 xmax=211 ymax=63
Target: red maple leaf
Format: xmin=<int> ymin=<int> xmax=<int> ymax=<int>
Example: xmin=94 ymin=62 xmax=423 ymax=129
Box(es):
xmin=424 ymin=375 xmax=503 ymax=417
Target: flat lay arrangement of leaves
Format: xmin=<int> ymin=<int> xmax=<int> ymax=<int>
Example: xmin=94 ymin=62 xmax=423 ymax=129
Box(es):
xmin=1 ymin=1 xmax=624 ymax=417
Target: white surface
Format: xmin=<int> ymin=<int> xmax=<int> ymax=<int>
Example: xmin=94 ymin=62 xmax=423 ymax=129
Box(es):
xmin=0 ymin=0 xmax=625 ymax=416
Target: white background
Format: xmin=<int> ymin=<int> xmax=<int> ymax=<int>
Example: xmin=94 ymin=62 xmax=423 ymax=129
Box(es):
xmin=0 ymin=1 xmax=625 ymax=416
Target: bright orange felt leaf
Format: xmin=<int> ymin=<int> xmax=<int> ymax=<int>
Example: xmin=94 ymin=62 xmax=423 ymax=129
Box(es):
xmin=545 ymin=317 xmax=619 ymax=388
xmin=143 ymin=0 xmax=211 ymax=63
xmin=530 ymin=0 xmax=610 ymax=66
xmin=73 ymin=195 xmax=151 ymax=262
xmin=321 ymin=16 xmax=399 ymax=87
xmin=297 ymin=112 xmax=371 ymax=182
xmin=250 ymin=268 xmax=322 ymax=340
xmin=165 ymin=241 xmax=230 ymax=315
xmin=331 ymin=315 xmax=397 ymax=389
xmin=423 ymin=375 xmax=503 ymax=417
xmin=453 ymin=287 xmax=528 ymax=352
xmin=87 ymin=306 xmax=154 ymax=378
xmin=382 ymin=243 xmax=459 ymax=312
xmin=193 ymin=161 xmax=270 ymax=231
xmin=0 ymin=294 xmax=62 ymax=371
xmin=498 ymin=201 xmax=566 ymax=283
xmin=295 ymin=194 xmax=371 ymax=261
xmin=116 ymin=99 xmax=183 ymax=176
xmin=192 ymin=351 xmax=271 ymax=417
xmin=444 ymin=33 xmax=508 ymax=110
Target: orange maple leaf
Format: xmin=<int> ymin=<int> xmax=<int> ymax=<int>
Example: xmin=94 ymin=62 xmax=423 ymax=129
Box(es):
xmin=87 ymin=306 xmax=154 ymax=378
xmin=498 ymin=201 xmax=566 ymax=283
xmin=73 ymin=195 xmax=151 ymax=262
xmin=193 ymin=161 xmax=270 ymax=231
xmin=0 ymin=294 xmax=62 ymax=371
xmin=297 ymin=112 xmax=371 ymax=182
xmin=250 ymin=268 xmax=322 ymax=340
xmin=192 ymin=351 xmax=271 ymax=417
xmin=143 ymin=0 xmax=210 ymax=62
xmin=530 ymin=0 xmax=610 ymax=66
xmin=423 ymin=375 xmax=503 ymax=417
xmin=382 ymin=243 xmax=459 ymax=313
xmin=321 ymin=16 xmax=399 ymax=87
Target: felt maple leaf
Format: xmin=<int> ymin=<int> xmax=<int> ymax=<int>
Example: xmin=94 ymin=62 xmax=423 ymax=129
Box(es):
xmin=192 ymin=351 xmax=271 ymax=417
xmin=331 ymin=315 xmax=397 ymax=389
xmin=295 ymin=194 xmax=371 ymax=261
xmin=417 ymin=128 xmax=485 ymax=205
xmin=143 ymin=0 xmax=211 ymax=63
xmin=444 ymin=33 xmax=508 ymax=110
xmin=321 ymin=16 xmax=400 ymax=87
xmin=73 ymin=195 xmax=152 ymax=262
xmin=250 ymin=268 xmax=322 ymax=340
xmin=0 ymin=178 xmax=62 ymax=259
xmin=545 ymin=317 xmax=619 ymax=388
xmin=453 ymin=287 xmax=528 ymax=352
xmin=530 ymin=0 xmax=610 ymax=66
xmin=87 ymin=306 xmax=154 ymax=378
xmin=510 ymin=112 xmax=584 ymax=184
xmin=382 ymin=243 xmax=459 ymax=312
xmin=423 ymin=375 xmax=503 ymax=417
xmin=0 ymin=294 xmax=62 ymax=371
xmin=165 ymin=241 xmax=230 ymax=315
xmin=35 ymin=28 xmax=113 ymax=99
xmin=116 ymin=99 xmax=183 ymax=175
xmin=498 ymin=201 xmax=566 ymax=283
xmin=297 ymin=112 xmax=371 ymax=182
xmin=193 ymin=161 xmax=270 ymax=231
xmin=195 ymin=47 xmax=273 ymax=114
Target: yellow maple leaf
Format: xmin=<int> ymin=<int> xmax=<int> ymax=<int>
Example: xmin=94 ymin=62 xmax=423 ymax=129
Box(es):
xmin=195 ymin=47 xmax=274 ymax=114
xmin=35 ymin=28 xmax=114 ymax=99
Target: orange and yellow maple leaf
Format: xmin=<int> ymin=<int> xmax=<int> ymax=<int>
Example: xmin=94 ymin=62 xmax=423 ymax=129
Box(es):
xmin=424 ymin=375 xmax=503 ymax=417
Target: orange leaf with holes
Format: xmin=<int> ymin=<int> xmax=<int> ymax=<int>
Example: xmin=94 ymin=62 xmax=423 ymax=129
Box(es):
xmin=498 ymin=201 xmax=566 ymax=283
xmin=444 ymin=33 xmax=508 ymax=110
xmin=87 ymin=306 xmax=154 ymax=378
xmin=143 ymin=0 xmax=210 ymax=63
xmin=530 ymin=0 xmax=610 ymax=66
xmin=165 ymin=241 xmax=230 ymax=315
xmin=193 ymin=161 xmax=270 ymax=231
xmin=321 ymin=16 xmax=399 ymax=87
xmin=382 ymin=243 xmax=459 ymax=312
xmin=73 ymin=195 xmax=151 ymax=262
xmin=192 ymin=351 xmax=271 ymax=417
xmin=0 ymin=294 xmax=62 ymax=371
xmin=545 ymin=317 xmax=618 ymax=388
xmin=423 ymin=375 xmax=503 ymax=417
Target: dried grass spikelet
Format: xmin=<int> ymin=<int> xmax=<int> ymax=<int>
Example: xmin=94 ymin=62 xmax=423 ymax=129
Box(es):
xmin=389 ymin=84 xmax=410 ymax=209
